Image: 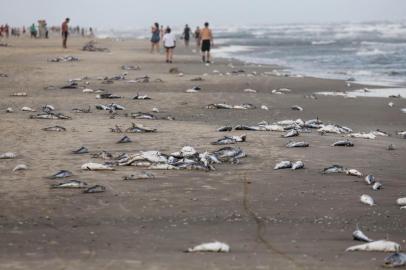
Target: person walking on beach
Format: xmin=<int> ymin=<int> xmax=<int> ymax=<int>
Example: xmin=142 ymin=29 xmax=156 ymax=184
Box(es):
xmin=163 ymin=27 xmax=176 ymax=63
xmin=29 ymin=23 xmax=37 ymax=38
xmin=200 ymin=22 xmax=213 ymax=63
xmin=194 ymin=26 xmax=201 ymax=49
xmin=61 ymin=18 xmax=70 ymax=48
xmin=183 ymin=24 xmax=191 ymax=47
xmin=150 ymin=22 xmax=160 ymax=53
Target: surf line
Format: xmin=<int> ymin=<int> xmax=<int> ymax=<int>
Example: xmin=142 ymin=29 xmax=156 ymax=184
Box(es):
xmin=242 ymin=175 xmax=303 ymax=269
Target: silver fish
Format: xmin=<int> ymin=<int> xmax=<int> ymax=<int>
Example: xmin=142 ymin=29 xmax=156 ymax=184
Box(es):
xmin=117 ymin=135 xmax=132 ymax=143
xmin=282 ymin=129 xmax=299 ymax=138
xmin=42 ymin=125 xmax=66 ymax=132
xmin=291 ymin=105 xmax=303 ymax=111
xmin=286 ymin=141 xmax=309 ymax=148
xmin=365 ymin=175 xmax=375 ymax=185
xmin=217 ymin=126 xmax=233 ymax=132
xmin=83 ymin=185 xmax=106 ymax=193
xmin=133 ymin=94 xmax=151 ymax=100
xmin=48 ymin=170 xmax=73 ymax=179
xmin=372 ymin=182 xmax=382 ymax=190
xmin=72 ymin=146 xmax=89 ymax=154
xmin=360 ymin=194 xmax=375 ymax=206
xmin=292 ymin=161 xmax=304 ymax=170
xmin=123 ymin=172 xmax=155 ymax=180
xmin=384 ymin=253 xmax=406 ymax=268
xmin=352 ymin=224 xmax=373 ymax=242
xmin=51 ymin=180 xmax=88 ymax=189
xmin=125 ymin=123 xmax=157 ymax=133
xmin=332 ymin=140 xmax=354 ymax=147
xmin=130 ymin=112 xmax=157 ymax=120
xmin=274 ymin=161 xmax=292 ymax=170
xmin=322 ymin=165 xmax=345 ymax=174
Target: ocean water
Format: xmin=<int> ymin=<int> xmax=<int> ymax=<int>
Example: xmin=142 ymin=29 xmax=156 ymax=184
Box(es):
xmin=212 ymin=22 xmax=406 ymax=86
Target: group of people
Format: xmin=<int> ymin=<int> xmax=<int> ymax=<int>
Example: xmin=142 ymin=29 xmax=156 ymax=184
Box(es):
xmin=150 ymin=22 xmax=214 ymax=64
xmin=0 ymin=24 xmax=10 ymax=37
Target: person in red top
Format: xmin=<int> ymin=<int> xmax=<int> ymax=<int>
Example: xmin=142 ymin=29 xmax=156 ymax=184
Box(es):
xmin=61 ymin=18 xmax=70 ymax=48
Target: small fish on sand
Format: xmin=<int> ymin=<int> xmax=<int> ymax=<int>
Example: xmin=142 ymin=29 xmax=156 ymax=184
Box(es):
xmin=286 ymin=141 xmax=309 ymax=148
xmin=72 ymin=106 xmax=91 ymax=113
xmin=345 ymin=169 xmax=363 ymax=177
xmin=121 ymin=64 xmax=140 ymax=70
xmin=133 ymin=94 xmax=151 ymax=100
xmin=383 ymin=253 xmax=406 ymax=268
xmin=83 ymin=185 xmax=106 ymax=193
xmin=292 ymin=161 xmax=304 ymax=170
xmin=217 ymin=126 xmax=233 ymax=132
xmin=360 ymin=194 xmax=375 ymax=206
xmin=51 ymin=180 xmax=88 ymax=189
xmin=0 ymin=152 xmax=16 ymax=159
xmin=186 ymin=86 xmax=201 ymax=93
xmin=42 ymin=126 xmax=66 ymax=132
xmin=72 ymin=146 xmax=89 ymax=154
xmin=10 ymin=92 xmax=27 ymax=97
xmin=125 ymin=123 xmax=157 ymax=133
xmin=332 ymin=140 xmax=354 ymax=147
xmin=396 ymin=197 xmax=406 ymax=206
xmin=211 ymin=135 xmax=246 ymax=145
xmin=261 ymin=105 xmax=269 ymax=110
xmin=349 ymin=132 xmax=376 ymax=139
xmin=186 ymin=241 xmax=230 ymax=253
xmin=13 ymin=164 xmax=28 ymax=172
xmin=21 ymin=106 xmax=36 ymax=112
xmin=6 ymin=107 xmax=13 ymax=113
xmin=322 ymin=164 xmax=346 ymax=174
xmin=364 ymin=175 xmax=375 ymax=185
xmin=352 ymin=224 xmax=373 ymax=242
xmin=388 ymin=102 xmax=394 ymax=107
xmin=282 ymin=129 xmax=299 ymax=138
xmin=82 ymin=88 xmax=94 ymax=93
xmin=274 ymin=161 xmax=292 ymax=170
xmin=244 ymin=88 xmax=257 ymax=93
xmin=372 ymin=182 xmax=382 ymax=190
xmin=346 ymin=240 xmax=400 ymax=252
xmin=123 ymin=171 xmax=155 ymax=180
xmin=48 ymin=170 xmax=73 ymax=179
xmin=291 ymin=105 xmax=303 ymax=111
xmin=117 ymin=135 xmax=132 ymax=143
xmin=81 ymin=163 xmax=114 ymax=171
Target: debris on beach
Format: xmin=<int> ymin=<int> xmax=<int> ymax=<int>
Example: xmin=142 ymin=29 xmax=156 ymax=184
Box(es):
xmin=186 ymin=242 xmax=230 ymax=253
xmin=42 ymin=125 xmax=66 ymax=132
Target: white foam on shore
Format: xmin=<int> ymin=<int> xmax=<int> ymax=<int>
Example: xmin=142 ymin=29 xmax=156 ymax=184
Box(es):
xmin=212 ymin=45 xmax=255 ymax=58
xmin=316 ymin=88 xmax=406 ymax=98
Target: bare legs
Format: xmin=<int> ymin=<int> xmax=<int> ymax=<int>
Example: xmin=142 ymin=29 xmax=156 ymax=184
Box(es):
xmin=165 ymin=48 xmax=173 ymax=63
xmin=150 ymin=42 xmax=160 ymax=53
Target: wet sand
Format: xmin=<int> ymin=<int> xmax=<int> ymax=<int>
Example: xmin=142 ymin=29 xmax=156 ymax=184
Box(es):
xmin=0 ymin=36 xmax=405 ymax=270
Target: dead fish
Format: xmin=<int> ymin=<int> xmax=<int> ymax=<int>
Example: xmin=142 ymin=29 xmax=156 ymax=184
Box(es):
xmin=5 ymin=107 xmax=13 ymax=113
xmin=42 ymin=125 xmax=66 ymax=132
xmin=121 ymin=64 xmax=140 ymax=70
xmin=11 ymin=92 xmax=27 ymax=97
xmin=349 ymin=132 xmax=376 ymax=140
xmin=186 ymin=242 xmax=230 ymax=253
xmin=48 ymin=170 xmax=73 ymax=179
xmin=291 ymin=105 xmax=303 ymax=111
xmin=322 ymin=165 xmax=345 ymax=174
xmin=82 ymin=88 xmax=94 ymax=93
xmin=286 ymin=141 xmax=309 ymax=148
xmin=217 ymin=126 xmax=233 ymax=132
xmin=186 ymin=86 xmax=201 ymax=93
xmin=383 ymin=253 xmax=406 ymax=268
xmin=292 ymin=161 xmax=304 ymax=170
xmin=13 ymin=164 xmax=28 ymax=172
xmin=51 ymin=180 xmax=88 ymax=189
xmin=60 ymin=82 xmax=78 ymax=89
xmin=207 ymin=103 xmax=233 ymax=109
xmin=81 ymin=163 xmax=114 ymax=171
xmin=352 ymin=224 xmax=373 ymax=242
xmin=261 ymin=105 xmax=269 ymax=110
xmin=72 ymin=106 xmax=91 ymax=113
xmin=332 ymin=140 xmax=354 ymax=147
xmin=83 ymin=185 xmax=106 ymax=193
xmin=21 ymin=106 xmax=36 ymax=112
xmin=282 ymin=129 xmax=299 ymax=138
xmin=72 ymin=146 xmax=89 ymax=154
xmin=133 ymin=94 xmax=151 ymax=100
xmin=360 ymin=194 xmax=375 ymax=206
xmin=346 ymin=240 xmax=400 ymax=252
xmin=97 ymin=93 xmax=121 ymax=99
xmin=42 ymin=104 xmax=55 ymax=113
xmin=126 ymin=123 xmax=157 ymax=133
xmin=117 ymin=135 xmax=132 ymax=143
xmin=274 ymin=161 xmax=292 ymax=170
xmin=365 ymin=175 xmax=375 ymax=185
xmin=148 ymin=164 xmax=178 ymax=170
xmin=190 ymin=77 xmax=204 ymax=81
xmin=211 ymin=135 xmax=246 ymax=145
xmin=372 ymin=182 xmax=382 ymax=190
xmin=346 ymin=169 xmax=363 ymax=177
xmin=396 ymin=197 xmax=406 ymax=206
xmin=244 ymin=88 xmax=257 ymax=93
xmin=212 ymin=147 xmax=247 ymax=162
xmin=123 ymin=171 xmax=155 ymax=180
xmin=234 ymin=125 xmax=267 ymax=131
xmin=0 ymin=152 xmax=16 ymax=159
xmin=388 ymin=102 xmax=395 ymax=107
xmin=372 ymin=129 xmax=390 ymax=137
xmin=130 ymin=112 xmax=157 ymax=120
xmin=233 ymin=104 xmax=256 ymax=110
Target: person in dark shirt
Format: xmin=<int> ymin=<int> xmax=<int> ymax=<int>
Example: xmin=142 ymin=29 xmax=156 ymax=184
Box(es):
xmin=183 ymin=24 xmax=191 ymax=47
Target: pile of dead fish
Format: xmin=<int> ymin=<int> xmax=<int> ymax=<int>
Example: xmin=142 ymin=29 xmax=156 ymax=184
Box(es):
xmin=84 ymin=146 xmax=247 ymax=171
xmin=48 ymin=56 xmax=79 ymax=62
xmin=82 ymin=40 xmax=110 ymax=52
xmin=29 ymin=105 xmax=71 ymax=120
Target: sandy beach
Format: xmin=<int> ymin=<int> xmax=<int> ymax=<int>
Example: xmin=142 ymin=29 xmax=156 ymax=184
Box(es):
xmin=0 ymin=36 xmax=405 ymax=270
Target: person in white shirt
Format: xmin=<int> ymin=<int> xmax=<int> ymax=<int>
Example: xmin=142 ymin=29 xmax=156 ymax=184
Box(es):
xmin=163 ymin=27 xmax=176 ymax=63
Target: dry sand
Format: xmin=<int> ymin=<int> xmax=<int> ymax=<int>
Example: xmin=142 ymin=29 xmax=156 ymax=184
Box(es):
xmin=0 ymin=36 xmax=405 ymax=270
